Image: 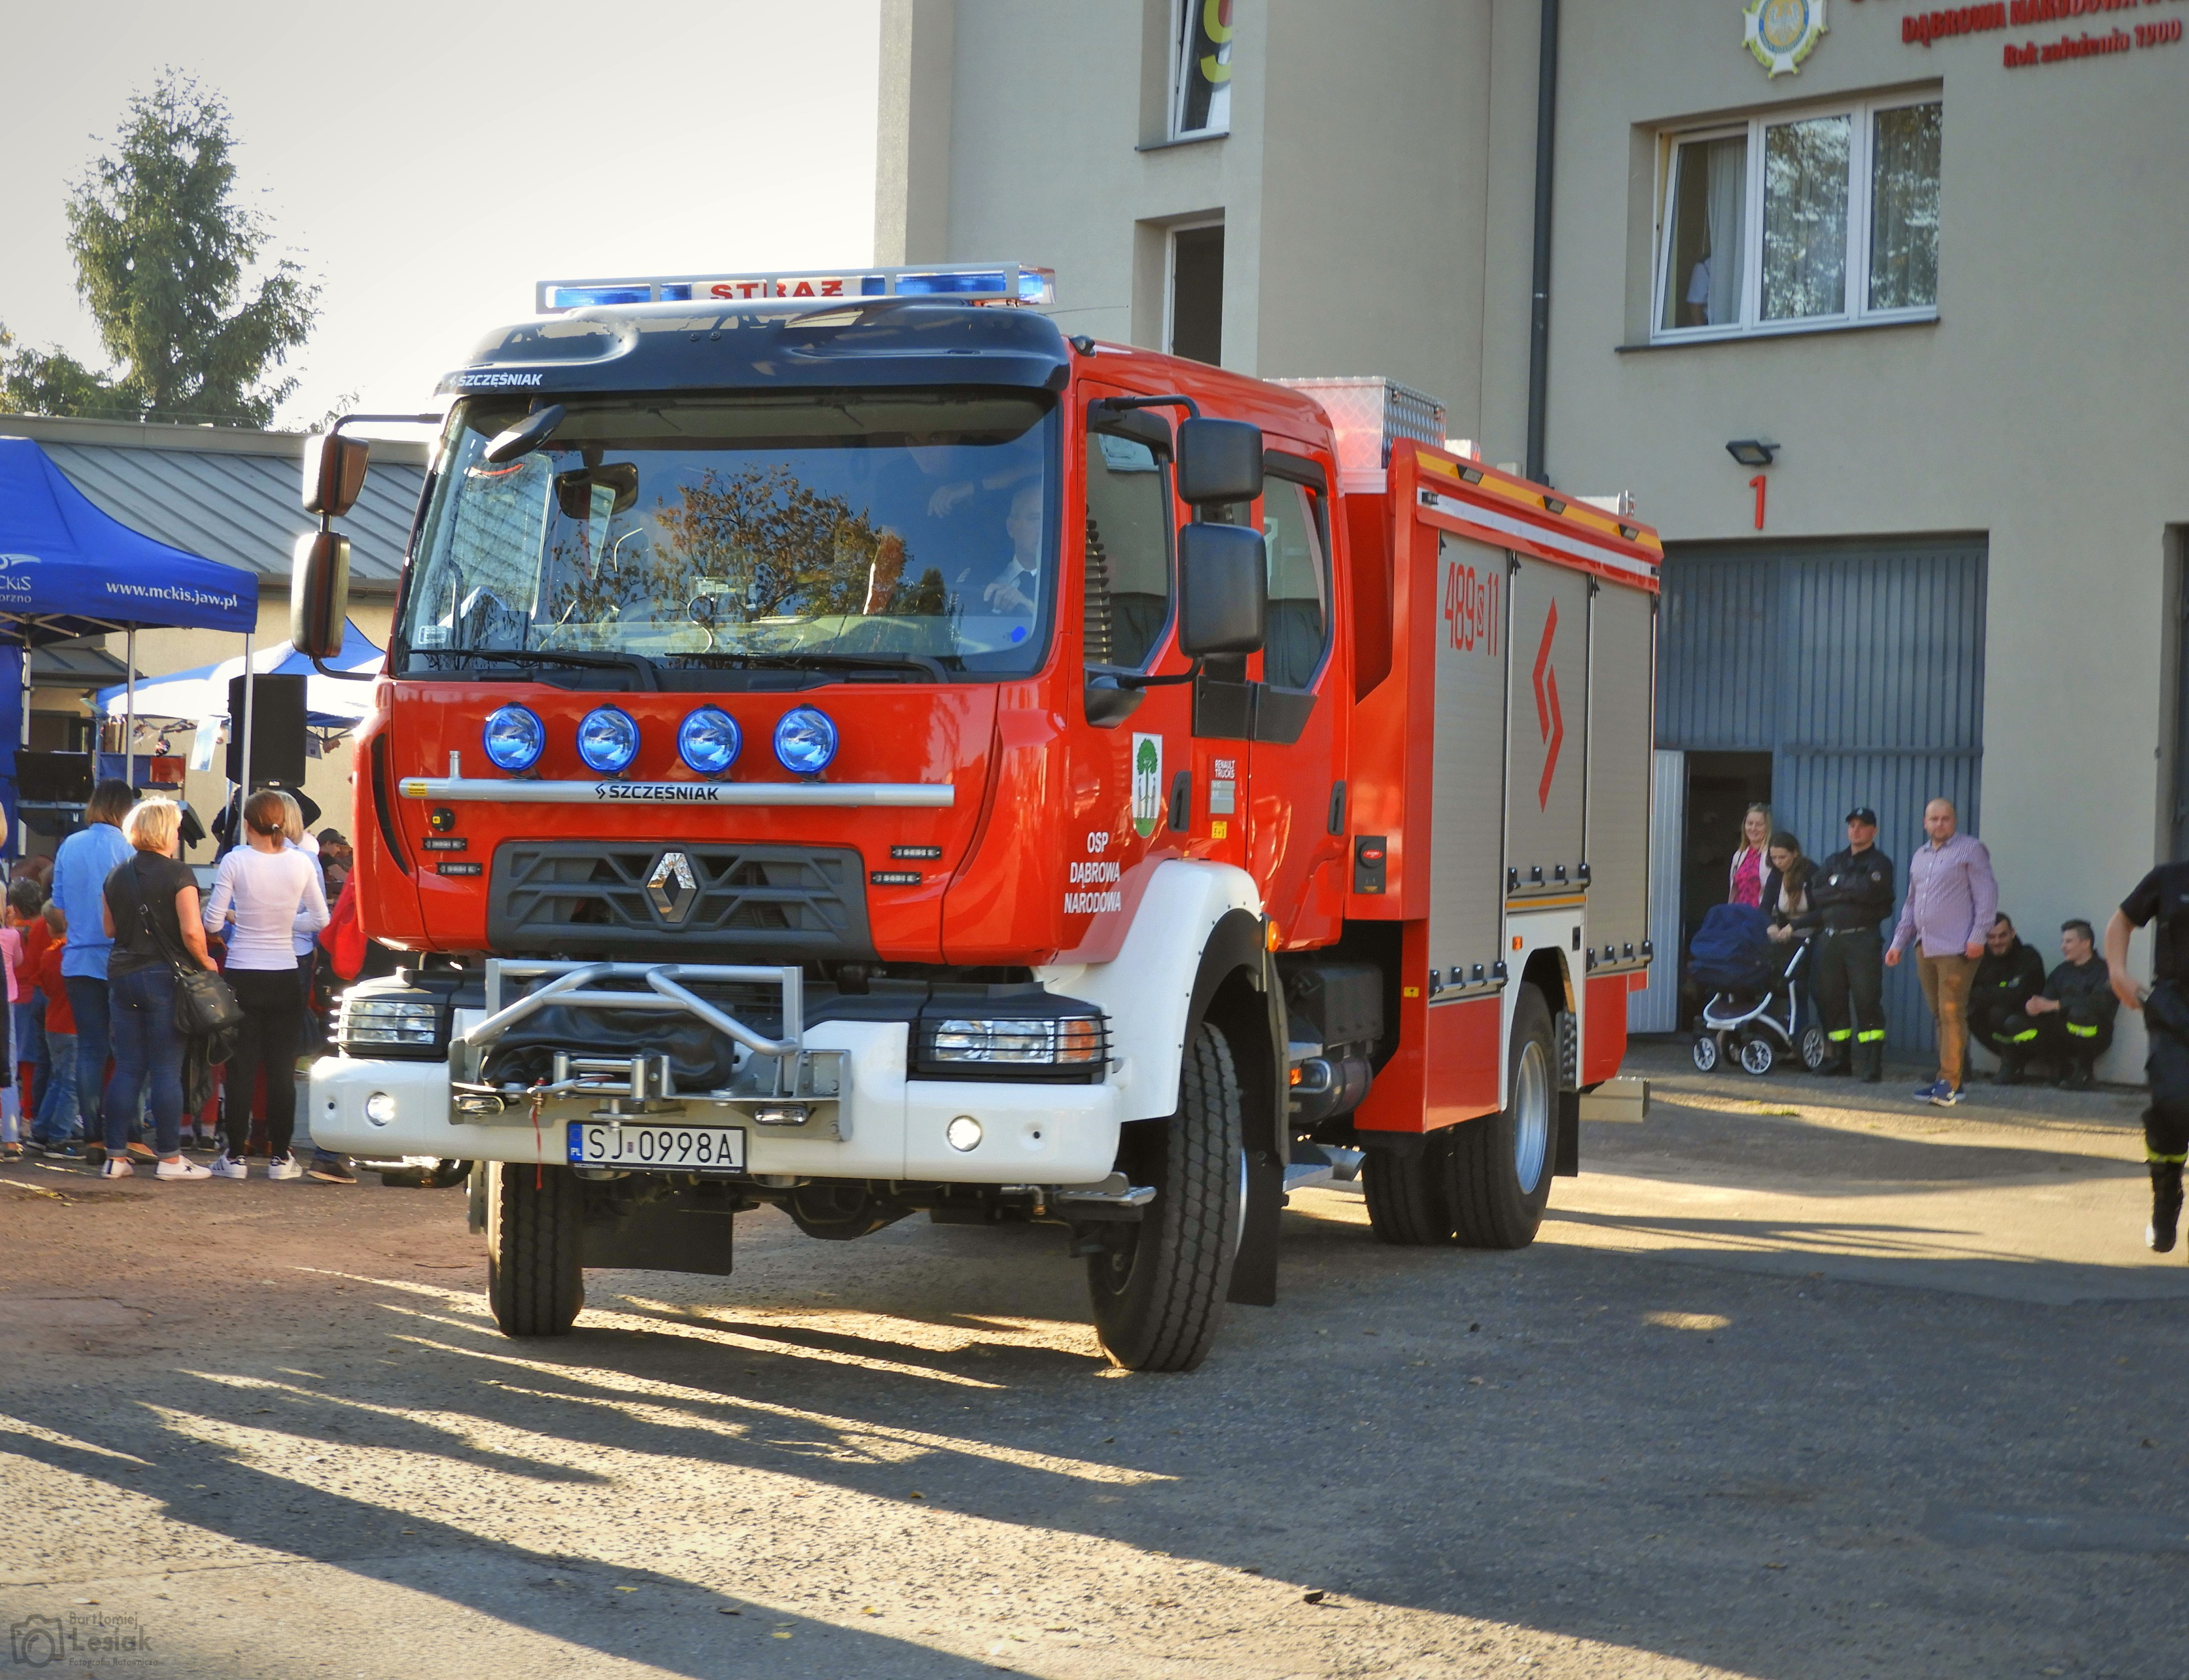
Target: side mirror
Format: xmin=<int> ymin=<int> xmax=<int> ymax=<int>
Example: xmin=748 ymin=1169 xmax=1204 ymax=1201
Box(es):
xmin=1176 ymin=522 xmax=1267 ymax=658
xmin=301 ymin=432 xmax=370 ymax=516
xmin=291 ymin=530 xmax=351 ymax=660
xmin=1175 ymin=418 xmax=1264 ymax=507
xmin=482 ymin=403 xmax=567 ymax=464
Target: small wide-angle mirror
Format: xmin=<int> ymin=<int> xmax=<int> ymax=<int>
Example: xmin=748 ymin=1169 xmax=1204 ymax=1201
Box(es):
xmin=482 ymin=403 xmax=567 ymax=464
xmin=290 ymin=530 xmax=351 ymax=659
xmin=1175 ymin=418 xmax=1264 ymax=507
xmin=1176 ymin=522 xmax=1268 ymax=657
xmin=553 ymin=461 xmax=640 ymax=520
xmin=301 ymin=432 xmax=371 ymax=516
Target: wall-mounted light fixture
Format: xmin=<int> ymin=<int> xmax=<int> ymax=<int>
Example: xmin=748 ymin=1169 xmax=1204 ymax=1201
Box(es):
xmin=1725 ymin=439 xmax=1778 ymax=468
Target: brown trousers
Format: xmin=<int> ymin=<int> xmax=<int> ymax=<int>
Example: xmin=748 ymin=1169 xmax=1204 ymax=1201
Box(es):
xmin=1917 ymin=950 xmax=1978 ymax=1089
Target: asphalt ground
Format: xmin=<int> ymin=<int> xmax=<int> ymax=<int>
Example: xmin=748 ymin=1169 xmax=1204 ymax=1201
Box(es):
xmin=2 ymin=1043 xmax=2185 ymax=1679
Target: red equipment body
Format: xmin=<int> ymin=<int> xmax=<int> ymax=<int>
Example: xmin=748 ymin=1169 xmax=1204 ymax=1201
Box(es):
xmin=307 ymin=269 xmax=1658 ymax=1369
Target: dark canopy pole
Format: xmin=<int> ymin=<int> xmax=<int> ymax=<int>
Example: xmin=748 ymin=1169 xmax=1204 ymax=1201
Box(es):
xmin=1525 ymin=0 xmax=1560 ymax=486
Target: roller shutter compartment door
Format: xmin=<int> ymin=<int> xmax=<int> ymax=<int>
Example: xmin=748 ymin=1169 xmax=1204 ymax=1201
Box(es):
xmin=1505 ymin=555 xmax=1591 ymax=900
xmin=1583 ymin=579 xmax=1655 ymax=975
xmin=1428 ymin=532 xmax=1511 ymax=988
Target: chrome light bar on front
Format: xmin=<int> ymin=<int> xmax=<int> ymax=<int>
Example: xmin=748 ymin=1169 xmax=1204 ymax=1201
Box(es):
xmin=457 ymin=959 xmax=809 ymax=1096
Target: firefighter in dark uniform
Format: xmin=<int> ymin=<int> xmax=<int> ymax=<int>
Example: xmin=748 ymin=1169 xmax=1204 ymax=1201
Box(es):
xmin=1971 ymin=913 xmax=2047 ymax=1081
xmin=2107 ymin=869 xmax=2189 ymax=1252
xmin=1993 ymin=919 xmax=2118 ymax=1089
xmin=1800 ymin=807 xmax=1897 ymax=1081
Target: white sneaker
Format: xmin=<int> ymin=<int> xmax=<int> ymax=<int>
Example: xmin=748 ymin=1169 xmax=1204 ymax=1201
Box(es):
xmin=155 ymin=1155 xmax=212 ymax=1181
xmin=266 ymin=1154 xmax=303 ymax=1181
xmin=208 ymin=1152 xmax=249 ymax=1180
xmin=100 ymin=1156 xmax=133 ymax=1179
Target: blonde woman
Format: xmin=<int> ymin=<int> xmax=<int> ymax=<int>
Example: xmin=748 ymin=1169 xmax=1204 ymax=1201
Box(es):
xmin=203 ymin=791 xmax=329 ymax=1181
xmin=97 ymin=799 xmax=216 ymax=1180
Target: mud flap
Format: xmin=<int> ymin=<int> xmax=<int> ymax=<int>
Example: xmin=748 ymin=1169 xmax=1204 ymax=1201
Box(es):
xmin=1227 ymin=1152 xmax=1284 ymax=1306
xmin=1554 ymin=1089 xmax=1580 ymax=1178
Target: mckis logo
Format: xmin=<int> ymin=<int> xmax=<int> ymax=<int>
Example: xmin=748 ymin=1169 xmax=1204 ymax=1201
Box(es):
xmin=0 ymin=553 xmax=41 ymax=593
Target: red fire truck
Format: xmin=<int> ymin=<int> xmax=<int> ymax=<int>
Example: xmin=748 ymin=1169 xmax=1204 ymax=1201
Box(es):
xmin=295 ymin=263 xmax=1659 ymax=1372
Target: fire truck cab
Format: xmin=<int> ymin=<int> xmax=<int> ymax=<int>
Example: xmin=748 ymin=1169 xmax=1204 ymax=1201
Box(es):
xmin=299 ymin=263 xmax=1659 ymax=1372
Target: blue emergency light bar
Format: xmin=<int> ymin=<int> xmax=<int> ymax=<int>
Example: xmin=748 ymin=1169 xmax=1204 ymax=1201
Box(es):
xmin=534 ymin=263 xmax=1055 ymax=315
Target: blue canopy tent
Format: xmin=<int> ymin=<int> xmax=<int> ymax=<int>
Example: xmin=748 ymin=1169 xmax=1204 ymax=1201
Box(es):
xmin=92 ymin=617 xmax=384 ymax=740
xmin=0 ymin=437 xmax=259 ymax=853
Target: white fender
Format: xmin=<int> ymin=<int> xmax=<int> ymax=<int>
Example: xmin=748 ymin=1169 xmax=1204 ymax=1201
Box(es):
xmin=1036 ymin=859 xmax=1263 ymax=1123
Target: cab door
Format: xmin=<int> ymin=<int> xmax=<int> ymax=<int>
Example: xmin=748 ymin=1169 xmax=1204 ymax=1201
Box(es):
xmin=1243 ymin=450 xmax=1348 ymax=946
xmin=1053 ymin=384 xmax=1195 ymax=965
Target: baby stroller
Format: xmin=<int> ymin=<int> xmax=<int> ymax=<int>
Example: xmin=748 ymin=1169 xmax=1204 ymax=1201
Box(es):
xmin=1687 ymin=903 xmax=1829 ymax=1076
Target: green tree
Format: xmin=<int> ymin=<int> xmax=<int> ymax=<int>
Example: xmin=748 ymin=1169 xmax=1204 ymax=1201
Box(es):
xmin=2 ymin=71 xmax=318 ymax=426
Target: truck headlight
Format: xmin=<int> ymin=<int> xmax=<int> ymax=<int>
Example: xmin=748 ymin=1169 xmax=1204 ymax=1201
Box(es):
xmin=482 ymin=704 xmax=544 ymax=772
xmin=338 ymin=991 xmax=445 ymax=1057
xmin=577 ymin=706 xmax=640 ymax=774
xmin=927 ymin=1016 xmax=1107 ymax=1067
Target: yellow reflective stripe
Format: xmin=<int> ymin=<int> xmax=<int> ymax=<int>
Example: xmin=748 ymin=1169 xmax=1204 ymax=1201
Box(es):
xmin=2067 ymin=1023 xmax=2098 ymax=1037
xmin=1828 ymin=1029 xmax=1852 ymax=1042
xmin=1857 ymin=1030 xmax=1885 ymax=1043
xmin=2149 ymin=1148 xmax=2189 ymax=1164
xmin=2008 ymin=1029 xmax=2038 ymax=1043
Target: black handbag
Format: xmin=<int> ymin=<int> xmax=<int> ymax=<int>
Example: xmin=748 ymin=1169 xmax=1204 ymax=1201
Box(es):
xmin=117 ymin=855 xmax=245 ymax=1037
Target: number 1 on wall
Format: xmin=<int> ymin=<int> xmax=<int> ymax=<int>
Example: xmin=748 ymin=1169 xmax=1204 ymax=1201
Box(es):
xmin=1748 ymin=473 xmax=1767 ymax=531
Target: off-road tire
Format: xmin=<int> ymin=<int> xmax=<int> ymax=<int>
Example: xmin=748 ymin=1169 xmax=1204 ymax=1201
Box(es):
xmin=1362 ymin=1131 xmax=1456 ymax=1245
xmin=486 ymin=1162 xmax=585 ymax=1337
xmin=1087 ymin=1021 xmax=1243 ymax=1372
xmin=1447 ymin=987 xmax=1557 ymax=1249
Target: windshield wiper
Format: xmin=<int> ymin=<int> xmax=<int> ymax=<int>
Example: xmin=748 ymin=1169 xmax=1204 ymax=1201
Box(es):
xmin=665 ymin=650 xmax=952 ymax=683
xmin=421 ymin=646 xmax=660 ymax=690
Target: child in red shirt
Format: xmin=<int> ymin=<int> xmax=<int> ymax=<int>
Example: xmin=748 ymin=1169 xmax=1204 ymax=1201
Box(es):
xmin=30 ymin=903 xmax=79 ymax=1154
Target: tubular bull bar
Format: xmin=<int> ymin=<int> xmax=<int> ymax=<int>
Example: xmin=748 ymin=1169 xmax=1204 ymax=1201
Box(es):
xmin=459 ymin=959 xmax=813 ymax=1098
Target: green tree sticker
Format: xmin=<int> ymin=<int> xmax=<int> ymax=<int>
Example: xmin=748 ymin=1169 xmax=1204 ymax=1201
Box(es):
xmin=1132 ymin=733 xmax=1163 ymax=837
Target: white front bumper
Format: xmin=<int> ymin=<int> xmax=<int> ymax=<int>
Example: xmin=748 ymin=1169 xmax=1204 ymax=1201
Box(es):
xmin=308 ymin=1020 xmax=1122 ymax=1184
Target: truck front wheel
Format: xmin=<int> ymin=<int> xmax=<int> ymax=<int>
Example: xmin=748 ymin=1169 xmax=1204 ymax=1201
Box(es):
xmin=1087 ymin=1020 xmax=1243 ymax=1373
xmin=486 ymin=1162 xmax=585 ymax=1337
xmin=1446 ymin=987 xmax=1557 ymax=1248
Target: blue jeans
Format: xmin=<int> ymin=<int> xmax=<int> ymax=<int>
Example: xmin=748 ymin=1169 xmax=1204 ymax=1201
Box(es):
xmin=105 ymin=967 xmax=183 ymax=1158
xmin=64 ymin=975 xmax=115 ymax=1141
xmin=14 ymin=994 xmax=46 ymax=1114
xmin=35 ymin=1029 xmax=78 ymax=1141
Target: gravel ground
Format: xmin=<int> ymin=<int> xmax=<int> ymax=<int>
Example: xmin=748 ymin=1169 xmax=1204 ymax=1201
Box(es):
xmin=2 ymin=1044 xmax=2186 ymax=1679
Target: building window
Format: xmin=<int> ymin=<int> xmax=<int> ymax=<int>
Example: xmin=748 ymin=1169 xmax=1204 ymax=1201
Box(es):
xmin=1655 ymin=95 xmax=1940 ymax=342
xmin=1169 ymin=223 xmax=1224 ymax=365
xmin=1170 ymin=0 xmax=1234 ymax=140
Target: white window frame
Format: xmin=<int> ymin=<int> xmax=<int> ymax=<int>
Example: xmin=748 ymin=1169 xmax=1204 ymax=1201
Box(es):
xmin=1651 ymin=91 xmax=1941 ymax=344
xmin=1168 ymin=0 xmax=1233 ymax=142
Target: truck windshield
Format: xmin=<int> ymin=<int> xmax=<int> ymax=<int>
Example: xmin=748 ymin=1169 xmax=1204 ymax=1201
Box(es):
xmin=396 ymin=389 xmax=1057 ymax=681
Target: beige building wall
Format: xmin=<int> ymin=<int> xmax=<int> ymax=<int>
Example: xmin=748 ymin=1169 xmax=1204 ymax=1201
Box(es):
xmin=1537 ymin=2 xmax=2189 ymax=1076
xmin=879 ymin=0 xmax=1553 ymax=450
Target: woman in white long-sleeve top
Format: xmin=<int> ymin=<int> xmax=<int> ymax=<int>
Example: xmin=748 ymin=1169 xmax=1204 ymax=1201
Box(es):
xmin=201 ymin=790 xmax=328 ymax=1180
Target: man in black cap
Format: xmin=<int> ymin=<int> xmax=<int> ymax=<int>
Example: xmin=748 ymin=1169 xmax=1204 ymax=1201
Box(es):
xmin=2107 ymin=867 xmax=2189 ymax=1251
xmin=1799 ymin=807 xmax=1898 ymax=1080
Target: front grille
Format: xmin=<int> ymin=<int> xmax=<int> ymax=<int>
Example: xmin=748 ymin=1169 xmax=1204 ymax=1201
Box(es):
xmin=488 ymin=842 xmax=873 ymax=961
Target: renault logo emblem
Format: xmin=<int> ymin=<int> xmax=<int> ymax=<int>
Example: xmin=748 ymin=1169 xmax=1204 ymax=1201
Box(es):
xmin=646 ymin=851 xmax=697 ymax=925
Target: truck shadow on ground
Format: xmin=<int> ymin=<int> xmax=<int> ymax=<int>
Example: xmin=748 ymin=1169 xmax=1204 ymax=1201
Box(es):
xmin=6 ymin=1194 xmax=2188 ymax=1678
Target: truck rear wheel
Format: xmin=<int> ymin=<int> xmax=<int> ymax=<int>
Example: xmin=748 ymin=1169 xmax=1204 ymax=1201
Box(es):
xmin=486 ymin=1162 xmax=585 ymax=1337
xmin=1447 ymin=987 xmax=1558 ymax=1249
xmin=1362 ymin=1132 xmax=1456 ymax=1244
xmin=1087 ymin=1020 xmax=1243 ymax=1373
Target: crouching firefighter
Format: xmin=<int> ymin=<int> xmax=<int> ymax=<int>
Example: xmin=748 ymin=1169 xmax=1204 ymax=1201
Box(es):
xmin=2108 ymin=869 xmax=2189 ymax=1252
xmin=1799 ymin=807 xmax=1898 ymax=1081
